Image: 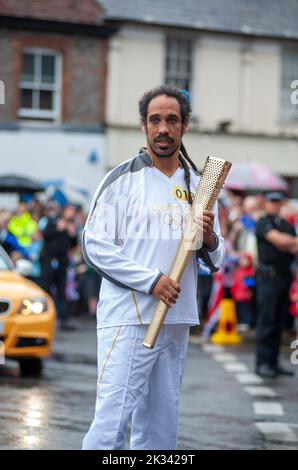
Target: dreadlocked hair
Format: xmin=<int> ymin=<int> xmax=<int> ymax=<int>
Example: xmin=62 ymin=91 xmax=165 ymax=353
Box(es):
xmin=139 ymin=85 xmax=191 ymax=126
xmin=179 ymin=141 xmax=198 ymax=206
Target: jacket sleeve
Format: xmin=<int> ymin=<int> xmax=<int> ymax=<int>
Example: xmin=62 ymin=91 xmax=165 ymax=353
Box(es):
xmin=82 ymin=179 xmax=162 ymax=295
xmin=6 ymin=232 xmax=30 ymax=259
xmin=197 ymin=201 xmax=225 ymax=272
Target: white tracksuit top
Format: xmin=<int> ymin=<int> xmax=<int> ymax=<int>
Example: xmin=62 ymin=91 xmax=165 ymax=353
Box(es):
xmin=82 ymin=148 xmax=225 ymax=328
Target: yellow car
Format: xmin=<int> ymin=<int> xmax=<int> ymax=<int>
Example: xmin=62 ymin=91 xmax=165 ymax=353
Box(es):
xmin=0 ymin=246 xmax=56 ymax=376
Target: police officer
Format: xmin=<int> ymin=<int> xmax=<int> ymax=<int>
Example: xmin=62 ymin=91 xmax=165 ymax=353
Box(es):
xmin=255 ymin=191 xmax=298 ymax=378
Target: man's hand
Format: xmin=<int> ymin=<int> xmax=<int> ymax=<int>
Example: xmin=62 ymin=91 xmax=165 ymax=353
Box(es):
xmin=57 ymin=219 xmax=67 ymax=232
xmin=266 ymin=229 xmax=298 ymax=254
xmin=195 ymin=210 xmax=216 ymax=250
xmin=152 ymin=275 xmax=180 ymax=308
xmin=66 ymin=222 xmax=77 ymax=237
xmin=291 ymin=238 xmax=298 ymax=255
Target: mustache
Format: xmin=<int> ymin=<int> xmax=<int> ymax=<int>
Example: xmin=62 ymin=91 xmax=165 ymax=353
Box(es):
xmin=154 ymin=136 xmax=174 ymax=143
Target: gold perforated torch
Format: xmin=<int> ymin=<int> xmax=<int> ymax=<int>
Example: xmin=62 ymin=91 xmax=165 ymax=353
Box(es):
xmin=143 ymin=156 xmax=232 ymax=349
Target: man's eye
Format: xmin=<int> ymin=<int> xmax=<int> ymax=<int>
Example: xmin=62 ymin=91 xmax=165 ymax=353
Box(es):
xmin=150 ymin=117 xmax=159 ymax=124
xmin=168 ymin=117 xmax=178 ymax=124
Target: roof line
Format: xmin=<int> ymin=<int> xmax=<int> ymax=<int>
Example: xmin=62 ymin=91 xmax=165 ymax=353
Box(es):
xmin=104 ymin=18 xmax=298 ymax=42
xmin=0 ymin=15 xmax=117 ymax=37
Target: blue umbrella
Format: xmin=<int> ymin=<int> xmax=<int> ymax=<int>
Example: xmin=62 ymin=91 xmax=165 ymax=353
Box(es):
xmin=43 ymin=179 xmax=90 ymax=207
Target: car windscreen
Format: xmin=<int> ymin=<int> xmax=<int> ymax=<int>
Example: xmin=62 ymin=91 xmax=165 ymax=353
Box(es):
xmin=0 ymin=257 xmax=11 ymax=271
xmin=0 ymin=249 xmax=13 ymax=271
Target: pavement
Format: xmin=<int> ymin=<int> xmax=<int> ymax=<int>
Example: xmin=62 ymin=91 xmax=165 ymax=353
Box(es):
xmin=52 ymin=317 xmax=295 ymax=362
xmin=52 ymin=317 xmax=98 ymax=364
xmin=48 ymin=318 xmax=298 ymax=450
xmin=0 ymin=317 xmax=297 ymax=450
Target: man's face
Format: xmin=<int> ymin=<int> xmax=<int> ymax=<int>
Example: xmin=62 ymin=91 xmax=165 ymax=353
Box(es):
xmin=63 ymin=206 xmax=77 ymax=223
xmin=265 ymin=200 xmax=283 ymax=215
xmin=143 ymin=95 xmax=187 ymax=158
xmin=18 ymin=203 xmax=28 ymax=215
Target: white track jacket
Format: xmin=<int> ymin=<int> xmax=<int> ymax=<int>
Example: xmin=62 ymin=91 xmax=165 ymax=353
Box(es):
xmin=82 ymin=148 xmax=225 ymax=328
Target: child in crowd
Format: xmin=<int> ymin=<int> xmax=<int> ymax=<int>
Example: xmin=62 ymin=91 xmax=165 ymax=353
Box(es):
xmin=289 ymin=266 xmax=298 ymax=337
xmin=231 ymin=252 xmax=256 ymax=330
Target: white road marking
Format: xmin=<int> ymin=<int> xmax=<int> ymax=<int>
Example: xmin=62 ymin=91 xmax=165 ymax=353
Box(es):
xmin=253 ymin=402 xmax=284 ymax=416
xmin=244 ymin=386 xmax=277 ymax=397
xmin=213 ymin=353 xmax=237 ymax=362
xmin=223 ymin=362 xmax=249 ymax=372
xmin=201 ymin=344 xmax=225 ymax=354
xmin=255 ymin=422 xmax=298 ymax=443
xmin=203 ymin=345 xmax=297 ymax=447
xmin=235 ymin=373 xmax=264 ymax=385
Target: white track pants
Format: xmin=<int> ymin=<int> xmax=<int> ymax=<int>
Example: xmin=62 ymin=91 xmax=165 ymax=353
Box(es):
xmin=82 ymin=324 xmax=189 ymax=450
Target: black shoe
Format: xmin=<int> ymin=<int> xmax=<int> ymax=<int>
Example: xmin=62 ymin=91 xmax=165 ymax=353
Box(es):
xmin=256 ymin=364 xmax=278 ymax=378
xmin=275 ymin=365 xmax=295 ymax=376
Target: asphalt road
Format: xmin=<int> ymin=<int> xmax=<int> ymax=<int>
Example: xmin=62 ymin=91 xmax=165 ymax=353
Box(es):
xmin=0 ymin=320 xmax=297 ymax=450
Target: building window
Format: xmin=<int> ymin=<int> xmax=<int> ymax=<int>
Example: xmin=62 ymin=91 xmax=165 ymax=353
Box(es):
xmin=280 ymin=46 xmax=298 ymax=121
xmin=165 ymin=38 xmax=192 ymax=91
xmin=18 ymin=49 xmax=62 ymax=121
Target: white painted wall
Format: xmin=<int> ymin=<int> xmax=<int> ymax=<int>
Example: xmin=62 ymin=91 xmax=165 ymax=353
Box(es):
xmin=107 ymin=28 xmax=297 ymax=135
xmin=248 ymin=42 xmax=280 ymax=134
xmin=106 ymin=126 xmax=146 ymax=167
xmin=0 ymin=128 xmax=105 ymax=197
xmin=106 ymin=126 xmax=298 ymax=177
xmin=196 ymin=37 xmax=242 ymax=132
xmin=184 ymin=132 xmax=298 ymax=177
xmin=197 ymin=38 xmax=287 ymax=135
xmin=106 ymin=26 xmax=165 ymax=126
xmin=105 ymin=25 xmax=298 ymax=172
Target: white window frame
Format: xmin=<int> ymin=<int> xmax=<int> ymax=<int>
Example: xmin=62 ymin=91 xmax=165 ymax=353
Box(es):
xmin=18 ymin=48 xmax=62 ymax=121
xmin=280 ymin=46 xmax=298 ymax=122
xmin=165 ymin=37 xmax=193 ymax=92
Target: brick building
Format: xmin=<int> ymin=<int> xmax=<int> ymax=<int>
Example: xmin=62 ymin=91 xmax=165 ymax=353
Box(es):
xmin=0 ymin=0 xmax=115 ymax=196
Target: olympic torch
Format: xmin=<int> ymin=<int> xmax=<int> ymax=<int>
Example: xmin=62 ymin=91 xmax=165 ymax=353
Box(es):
xmin=143 ymin=156 xmax=232 ymax=349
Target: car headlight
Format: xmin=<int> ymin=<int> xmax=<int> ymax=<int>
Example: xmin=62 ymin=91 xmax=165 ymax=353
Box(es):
xmin=18 ymin=298 xmax=49 ymax=316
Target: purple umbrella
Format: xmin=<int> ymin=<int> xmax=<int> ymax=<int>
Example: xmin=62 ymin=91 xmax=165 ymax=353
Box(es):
xmin=226 ymin=162 xmax=288 ymax=191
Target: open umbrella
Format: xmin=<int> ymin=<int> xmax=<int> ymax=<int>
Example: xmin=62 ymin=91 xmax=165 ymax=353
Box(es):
xmin=43 ymin=178 xmax=90 ymax=207
xmin=0 ymin=175 xmax=44 ymax=193
xmin=226 ymin=162 xmax=288 ymax=192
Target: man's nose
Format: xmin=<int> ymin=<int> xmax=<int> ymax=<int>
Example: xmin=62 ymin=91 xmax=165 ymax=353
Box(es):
xmin=158 ymin=121 xmax=169 ymax=134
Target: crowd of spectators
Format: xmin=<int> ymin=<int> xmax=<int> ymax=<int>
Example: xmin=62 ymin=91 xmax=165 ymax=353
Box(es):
xmin=0 ymin=190 xmax=298 ymax=335
xmin=0 ymin=198 xmax=100 ymax=330
xmin=197 ymin=190 xmax=298 ymax=335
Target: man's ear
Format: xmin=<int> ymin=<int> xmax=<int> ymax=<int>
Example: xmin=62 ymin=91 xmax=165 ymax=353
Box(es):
xmin=182 ymin=124 xmax=189 ymax=135
xmin=141 ymin=122 xmax=147 ymax=135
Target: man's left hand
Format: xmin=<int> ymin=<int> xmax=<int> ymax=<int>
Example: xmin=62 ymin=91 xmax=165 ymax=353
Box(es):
xmin=195 ymin=210 xmax=216 ymax=250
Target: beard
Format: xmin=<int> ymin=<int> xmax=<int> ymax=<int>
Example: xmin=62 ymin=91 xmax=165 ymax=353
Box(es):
xmin=148 ymin=140 xmax=180 ymax=158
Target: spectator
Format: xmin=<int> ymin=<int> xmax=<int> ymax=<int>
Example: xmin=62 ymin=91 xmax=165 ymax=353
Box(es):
xmin=0 ymin=210 xmax=29 ymax=258
xmin=40 ymin=205 xmax=78 ymax=330
xmin=8 ymin=202 xmax=38 ymax=247
xmin=231 ymin=252 xmax=256 ymax=330
xmin=289 ymin=266 xmax=298 ymax=337
xmin=255 ymin=191 xmax=297 ymax=378
xmin=27 ymin=230 xmax=44 ymax=283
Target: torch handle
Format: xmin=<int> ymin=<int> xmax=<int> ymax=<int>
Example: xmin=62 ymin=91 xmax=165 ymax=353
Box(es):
xmin=142 ymin=234 xmax=193 ymax=349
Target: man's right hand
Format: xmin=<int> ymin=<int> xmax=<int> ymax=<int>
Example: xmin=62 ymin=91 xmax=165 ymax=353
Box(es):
xmin=292 ymin=238 xmax=298 ymax=255
xmin=57 ymin=219 xmax=67 ymax=232
xmin=152 ymin=275 xmax=180 ymax=308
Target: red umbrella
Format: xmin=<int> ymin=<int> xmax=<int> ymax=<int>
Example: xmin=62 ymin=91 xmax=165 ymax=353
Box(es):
xmin=226 ymin=162 xmax=288 ymax=192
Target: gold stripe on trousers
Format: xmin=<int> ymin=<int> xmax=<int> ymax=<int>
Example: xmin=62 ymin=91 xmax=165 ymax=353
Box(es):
xmin=97 ymin=326 xmax=123 ymax=389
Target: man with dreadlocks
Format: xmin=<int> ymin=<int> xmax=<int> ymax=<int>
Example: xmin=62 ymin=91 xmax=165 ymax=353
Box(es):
xmin=82 ymin=86 xmax=225 ymax=450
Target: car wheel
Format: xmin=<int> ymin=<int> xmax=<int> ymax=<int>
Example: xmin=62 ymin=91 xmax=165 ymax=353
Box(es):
xmin=19 ymin=358 xmax=43 ymax=377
